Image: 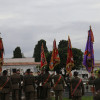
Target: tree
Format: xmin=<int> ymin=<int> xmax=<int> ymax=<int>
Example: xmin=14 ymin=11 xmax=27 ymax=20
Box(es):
xmin=13 ymin=47 xmax=22 ymax=58
xmin=46 ymin=40 xmax=83 ymax=70
xmin=58 ymin=40 xmax=68 ymax=49
xmin=33 ymin=39 xmax=48 ymax=62
xmin=72 ymin=48 xmax=83 ymax=70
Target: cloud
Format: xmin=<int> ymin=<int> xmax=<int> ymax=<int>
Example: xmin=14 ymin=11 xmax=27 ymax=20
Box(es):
xmin=0 ymin=0 xmax=100 ymax=60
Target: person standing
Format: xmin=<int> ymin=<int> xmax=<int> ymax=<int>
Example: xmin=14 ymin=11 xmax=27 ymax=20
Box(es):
xmin=10 ymin=69 xmax=21 ymax=100
xmin=23 ymin=69 xmax=35 ymax=100
xmin=0 ymin=70 xmax=12 ymax=100
xmin=88 ymin=71 xmax=100 ymax=100
xmin=68 ymin=71 xmax=84 ymax=100
xmin=36 ymin=71 xmax=42 ymax=99
xmin=17 ymin=69 xmax=23 ymax=100
xmin=53 ymin=70 xmax=64 ymax=100
xmin=42 ymin=69 xmax=52 ymax=100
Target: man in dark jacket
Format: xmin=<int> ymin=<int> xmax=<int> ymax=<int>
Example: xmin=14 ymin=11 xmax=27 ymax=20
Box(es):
xmin=17 ymin=69 xmax=23 ymax=100
xmin=0 ymin=70 xmax=12 ymax=100
xmin=42 ymin=69 xmax=52 ymax=100
xmin=88 ymin=71 xmax=100 ymax=100
xmin=70 ymin=71 xmax=84 ymax=100
xmin=23 ymin=69 xmax=35 ymax=100
xmin=10 ymin=69 xmax=21 ymax=100
xmin=53 ymin=70 xmax=65 ymax=100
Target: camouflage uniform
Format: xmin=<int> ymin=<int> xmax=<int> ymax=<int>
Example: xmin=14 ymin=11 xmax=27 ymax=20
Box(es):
xmin=42 ymin=71 xmax=52 ymax=100
xmin=71 ymin=76 xmax=84 ymax=100
xmin=23 ymin=70 xmax=35 ymax=100
xmin=36 ymin=72 xmax=43 ymax=99
xmin=53 ymin=73 xmax=64 ymax=100
xmin=17 ymin=70 xmax=23 ymax=100
xmin=10 ymin=70 xmax=21 ymax=100
xmin=88 ymin=71 xmax=100 ymax=100
xmin=67 ymin=71 xmax=84 ymax=100
xmin=0 ymin=76 xmax=12 ymax=100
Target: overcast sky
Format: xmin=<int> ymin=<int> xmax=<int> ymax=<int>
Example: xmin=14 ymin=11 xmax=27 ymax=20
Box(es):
xmin=0 ymin=0 xmax=100 ymax=60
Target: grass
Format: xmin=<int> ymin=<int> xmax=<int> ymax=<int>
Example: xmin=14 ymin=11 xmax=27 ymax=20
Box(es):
xmin=52 ymin=96 xmax=93 ymax=100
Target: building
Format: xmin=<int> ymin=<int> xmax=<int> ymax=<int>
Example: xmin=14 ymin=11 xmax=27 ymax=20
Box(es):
xmin=2 ymin=58 xmax=40 ymax=75
xmin=2 ymin=58 xmax=100 ymax=75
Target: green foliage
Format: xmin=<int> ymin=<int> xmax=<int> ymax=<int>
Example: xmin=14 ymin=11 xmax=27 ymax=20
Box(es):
xmin=33 ymin=39 xmax=48 ymax=62
xmin=33 ymin=39 xmax=83 ymax=71
xmin=52 ymin=96 xmax=93 ymax=100
xmin=13 ymin=47 xmax=22 ymax=58
xmin=58 ymin=48 xmax=67 ymax=69
xmin=58 ymin=40 xmax=68 ymax=49
xmin=72 ymin=48 xmax=83 ymax=70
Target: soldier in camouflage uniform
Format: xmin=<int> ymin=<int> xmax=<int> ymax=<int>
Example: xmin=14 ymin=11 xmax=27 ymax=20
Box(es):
xmin=17 ymin=69 xmax=23 ymax=100
xmin=68 ymin=71 xmax=84 ymax=100
xmin=88 ymin=71 xmax=100 ymax=100
xmin=53 ymin=70 xmax=64 ymax=100
xmin=10 ymin=69 xmax=21 ymax=100
xmin=36 ymin=71 xmax=42 ymax=99
xmin=23 ymin=69 xmax=35 ymax=100
xmin=42 ymin=69 xmax=52 ymax=100
xmin=0 ymin=70 xmax=12 ymax=100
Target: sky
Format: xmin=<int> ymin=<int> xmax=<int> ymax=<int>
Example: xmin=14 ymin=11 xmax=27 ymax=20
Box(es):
xmin=0 ymin=0 xmax=100 ymax=60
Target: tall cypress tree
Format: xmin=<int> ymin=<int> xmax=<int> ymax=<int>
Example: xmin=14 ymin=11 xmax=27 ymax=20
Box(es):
xmin=33 ymin=39 xmax=48 ymax=62
xmin=13 ymin=46 xmax=22 ymax=58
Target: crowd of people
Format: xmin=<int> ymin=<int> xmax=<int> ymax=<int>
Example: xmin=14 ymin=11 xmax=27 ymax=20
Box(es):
xmin=0 ymin=68 xmax=100 ymax=100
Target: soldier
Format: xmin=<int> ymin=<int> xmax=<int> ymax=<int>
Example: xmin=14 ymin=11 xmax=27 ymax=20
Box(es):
xmin=53 ymin=69 xmax=64 ymax=100
xmin=67 ymin=71 xmax=84 ymax=100
xmin=0 ymin=70 xmax=12 ymax=100
xmin=65 ymin=72 xmax=72 ymax=99
xmin=42 ymin=69 xmax=52 ymax=100
xmin=88 ymin=72 xmax=95 ymax=93
xmin=10 ymin=69 xmax=21 ymax=100
xmin=17 ymin=69 xmax=23 ymax=100
xmin=88 ymin=71 xmax=100 ymax=100
xmin=23 ymin=69 xmax=35 ymax=100
xmin=36 ymin=71 xmax=42 ymax=99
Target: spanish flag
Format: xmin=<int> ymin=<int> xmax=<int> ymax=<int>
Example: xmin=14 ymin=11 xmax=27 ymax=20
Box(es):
xmin=66 ymin=36 xmax=74 ymax=73
xmin=49 ymin=39 xmax=60 ymax=70
xmin=0 ymin=37 xmax=4 ymax=72
xmin=40 ymin=43 xmax=47 ymax=69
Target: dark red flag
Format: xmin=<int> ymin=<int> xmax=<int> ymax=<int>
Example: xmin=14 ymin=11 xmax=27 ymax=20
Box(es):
xmin=40 ymin=43 xmax=47 ymax=69
xmin=0 ymin=37 xmax=4 ymax=72
xmin=66 ymin=36 xmax=74 ymax=72
xmin=49 ymin=39 xmax=60 ymax=70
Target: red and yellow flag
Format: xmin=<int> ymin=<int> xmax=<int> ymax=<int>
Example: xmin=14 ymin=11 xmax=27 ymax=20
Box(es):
xmin=49 ymin=39 xmax=60 ymax=70
xmin=0 ymin=37 xmax=4 ymax=72
xmin=40 ymin=43 xmax=47 ymax=69
xmin=66 ymin=36 xmax=74 ymax=72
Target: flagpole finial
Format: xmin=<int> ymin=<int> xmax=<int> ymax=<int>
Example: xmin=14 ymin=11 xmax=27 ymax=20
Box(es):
xmin=90 ymin=25 xmax=91 ymax=30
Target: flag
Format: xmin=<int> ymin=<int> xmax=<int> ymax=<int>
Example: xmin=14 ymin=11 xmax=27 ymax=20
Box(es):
xmin=83 ymin=26 xmax=94 ymax=73
xmin=66 ymin=36 xmax=74 ymax=72
xmin=0 ymin=37 xmax=4 ymax=72
xmin=49 ymin=39 xmax=60 ymax=70
xmin=40 ymin=43 xmax=47 ymax=69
